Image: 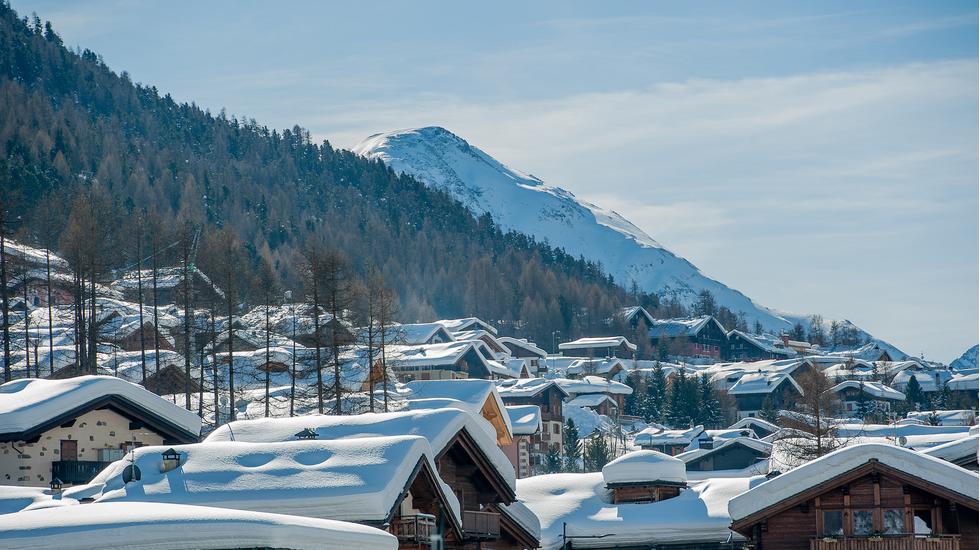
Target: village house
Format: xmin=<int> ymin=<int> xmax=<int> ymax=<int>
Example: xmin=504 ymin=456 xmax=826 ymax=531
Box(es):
xmin=728 ymin=371 xmax=803 ymax=419
xmin=496 ymin=378 xmax=569 ymax=472
xmin=827 ymin=380 xmax=906 ymax=415
xmin=502 ymin=405 xmax=541 ymax=479
xmin=945 ymin=374 xmax=979 ymax=409
xmin=558 ymin=336 xmax=636 ymax=360
xmin=0 ymin=376 xmax=201 ymax=487
xmin=111 ymin=266 xmax=224 ymax=307
xmin=923 ymin=435 xmax=979 ymax=471
xmin=728 ymin=416 xmax=781 ymax=439
xmin=634 ymin=425 xmax=706 ymax=456
xmin=564 ymin=357 xmax=628 ymax=381
xmin=617 ymin=305 xmax=657 ymax=331
xmin=436 ymin=317 xmax=499 ymax=336
xmin=403 ymin=379 xmax=514 ymax=446
xmin=648 ymin=316 xmax=728 ymax=360
xmin=726 ymin=330 xmax=795 ymax=361
xmin=385 ymin=341 xmax=497 ymax=381
xmin=553 ymin=375 xmax=633 ymax=412
xmin=390 ymin=322 xmax=456 ymax=345
xmin=729 ymin=443 xmax=979 ymax=550
xmin=677 ymin=437 xmax=772 ymax=476
xmin=204 ymin=408 xmax=539 ymax=550
xmin=497 ymin=337 xmax=548 ymax=375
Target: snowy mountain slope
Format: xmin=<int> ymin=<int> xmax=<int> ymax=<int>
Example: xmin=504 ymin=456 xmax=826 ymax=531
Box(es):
xmin=354 ymin=127 xmax=814 ymax=334
xmin=950 ymin=344 xmax=978 ymax=372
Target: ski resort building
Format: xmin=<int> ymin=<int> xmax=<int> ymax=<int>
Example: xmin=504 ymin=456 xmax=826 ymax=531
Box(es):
xmin=0 ymin=376 xmax=201 ymax=487
xmin=729 ymin=444 xmax=979 ymax=550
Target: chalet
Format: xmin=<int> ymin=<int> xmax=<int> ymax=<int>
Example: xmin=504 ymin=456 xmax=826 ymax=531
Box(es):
xmin=502 ymin=405 xmax=541 ymax=478
xmin=404 ymin=379 xmax=514 ymax=446
xmin=452 ymin=329 xmax=510 ymax=359
xmin=565 ymin=357 xmax=628 ymax=381
xmin=204 ymin=409 xmax=538 ymax=550
xmin=498 ymin=337 xmax=547 ymax=375
xmin=390 ymin=322 xmax=456 ymax=345
xmin=436 ymin=317 xmax=498 ymax=336
xmin=634 ymin=425 xmax=706 ymax=456
xmin=7 ymin=269 xmax=76 ymax=307
xmin=0 ymin=376 xmax=201 ymax=487
xmin=728 ymin=416 xmax=780 ymax=439
xmin=677 ymin=437 xmax=771 ymax=475
xmin=565 ymin=393 xmax=619 ymax=418
xmin=558 ymin=336 xmax=636 ymax=360
xmin=923 ymin=435 xmax=979 ymax=471
xmin=648 ymin=316 xmax=728 ymax=360
xmin=553 ymin=375 xmax=633 ymax=411
xmin=728 ymin=371 xmax=803 ymax=419
xmin=890 ymin=369 xmax=953 ymax=394
xmin=496 ymin=378 xmax=569 ymax=470
xmin=729 ymin=443 xmax=979 ymax=550
xmin=828 ymin=380 xmax=905 ymax=415
xmin=726 ymin=330 xmax=794 ymax=361
xmin=617 ymin=305 xmax=657 ymax=331
xmin=945 ymin=374 xmax=979 ymax=409
xmin=387 ymin=341 xmax=497 ymax=381
xmin=236 ymin=303 xmax=355 ymax=349
xmin=602 ymin=450 xmax=688 ymax=504
xmin=112 ymin=266 xmax=224 ymax=307
xmin=89 ymin=437 xmax=463 ymax=549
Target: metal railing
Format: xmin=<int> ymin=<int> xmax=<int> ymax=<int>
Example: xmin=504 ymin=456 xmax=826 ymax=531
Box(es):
xmin=51 ymin=460 xmax=112 ymax=484
xmin=810 ymin=534 xmax=960 ymax=550
xmin=462 ymin=510 xmax=500 ymax=538
xmin=392 ymin=514 xmax=436 ymax=542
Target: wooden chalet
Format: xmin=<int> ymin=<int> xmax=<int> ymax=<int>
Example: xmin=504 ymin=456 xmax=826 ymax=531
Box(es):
xmin=602 ymin=450 xmax=688 ymax=504
xmin=559 ymin=336 xmax=636 ymax=360
xmin=648 ymin=316 xmax=728 ymax=360
xmin=729 ymin=444 xmax=979 ymax=550
xmin=727 ymin=330 xmax=794 ymax=361
xmin=678 ymin=437 xmax=771 ymax=473
xmin=0 ymin=376 xmax=201 ymax=487
xmin=729 ymin=371 xmax=803 ymax=419
xmin=495 ymin=378 xmax=569 ymax=474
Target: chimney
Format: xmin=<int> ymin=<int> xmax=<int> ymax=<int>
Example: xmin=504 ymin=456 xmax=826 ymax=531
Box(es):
xmin=780 ymin=334 xmax=790 ymax=346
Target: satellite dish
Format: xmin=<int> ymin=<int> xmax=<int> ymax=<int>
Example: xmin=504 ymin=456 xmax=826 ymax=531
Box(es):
xmin=897 ymin=436 xmax=908 ymax=447
xmin=122 ymin=464 xmax=142 ymax=483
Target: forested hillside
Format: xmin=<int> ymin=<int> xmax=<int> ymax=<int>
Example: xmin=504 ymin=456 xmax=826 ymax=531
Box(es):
xmin=0 ymin=3 xmax=661 ymax=345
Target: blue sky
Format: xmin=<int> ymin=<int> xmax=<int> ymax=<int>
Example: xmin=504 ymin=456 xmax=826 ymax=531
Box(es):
xmin=14 ymin=1 xmax=979 ymax=361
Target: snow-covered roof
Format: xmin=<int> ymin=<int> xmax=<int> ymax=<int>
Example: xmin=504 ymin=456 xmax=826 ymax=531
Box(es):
xmin=495 ymin=377 xmax=568 ymax=399
xmin=92 ymin=437 xmax=460 ymax=527
xmin=0 ymin=502 xmax=396 ymax=550
xmin=566 ymin=357 xmax=627 ymax=377
xmin=726 ymin=330 xmax=795 ymax=357
xmin=518 ymin=472 xmax=754 ymax=549
xmin=727 ymin=371 xmax=802 ymax=396
xmin=499 ymin=500 xmax=542 ymax=542
xmin=676 ymin=438 xmax=772 ymax=465
xmin=922 ymin=435 xmax=979 ymax=465
xmin=947 ymin=373 xmax=979 ymax=391
xmin=384 ymin=341 xmax=476 ymax=368
xmin=828 ymin=380 xmax=905 ymax=401
xmin=552 ymin=375 xmax=633 ymax=396
xmin=728 ymin=417 xmax=779 ymax=435
xmin=204 ymin=408 xmax=515 ymax=490
xmin=565 ymin=393 xmax=616 ymax=409
xmin=506 ymin=405 xmax=542 ymax=435
xmin=558 ymin=336 xmax=636 ymax=353
xmin=634 ymin=425 xmax=705 ymax=447
xmin=729 ymin=443 xmax=979 ymax=522
xmin=387 ymin=322 xmax=455 ymax=345
xmin=890 ymin=369 xmax=953 ymax=393
xmin=404 ymin=379 xmax=512 ymax=437
xmin=497 ymin=337 xmax=547 ymax=358
xmin=619 ymin=306 xmax=656 ymax=326
xmin=648 ymin=316 xmax=724 ymax=339
xmin=0 ymin=376 xmax=201 ymax=440
xmin=435 ymin=317 xmax=498 ymax=335
xmin=906 ymin=410 xmax=977 ymax=426
xmin=602 ymin=450 xmax=687 ymax=485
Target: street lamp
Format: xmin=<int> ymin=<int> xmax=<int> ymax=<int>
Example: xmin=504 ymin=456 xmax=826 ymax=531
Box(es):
xmin=49 ymin=477 xmax=62 ymax=493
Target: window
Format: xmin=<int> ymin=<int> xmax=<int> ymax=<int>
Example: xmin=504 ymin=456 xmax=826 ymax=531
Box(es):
xmin=823 ymin=511 xmax=844 ymax=536
xmin=913 ymin=510 xmax=933 ymax=535
xmin=883 ymin=509 xmax=904 ymax=535
xmin=853 ymin=510 xmax=873 ymax=536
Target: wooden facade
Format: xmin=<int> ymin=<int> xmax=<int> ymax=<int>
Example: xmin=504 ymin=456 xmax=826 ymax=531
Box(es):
xmin=685 ymin=440 xmax=769 ymax=472
xmin=607 ymin=481 xmax=685 ymax=504
xmin=731 ymin=460 xmax=979 ymax=550
xmin=500 ymin=384 xmax=566 ymax=470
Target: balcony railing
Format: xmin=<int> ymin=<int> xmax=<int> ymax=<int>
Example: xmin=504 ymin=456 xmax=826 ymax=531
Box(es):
xmin=392 ymin=514 xmax=436 ymax=543
xmin=462 ymin=510 xmax=500 ymax=539
xmin=810 ymin=534 xmax=960 ymax=550
xmin=51 ymin=460 xmax=112 ymax=484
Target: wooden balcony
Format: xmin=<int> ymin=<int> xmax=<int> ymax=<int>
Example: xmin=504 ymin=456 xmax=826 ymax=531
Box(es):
xmin=462 ymin=510 xmax=500 ymax=539
xmin=810 ymin=535 xmax=960 ymax=550
xmin=392 ymin=514 xmax=436 ymax=543
xmin=51 ymin=460 xmax=112 ymax=484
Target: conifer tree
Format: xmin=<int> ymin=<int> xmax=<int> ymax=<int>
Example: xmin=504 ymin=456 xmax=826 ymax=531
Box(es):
xmin=696 ymin=373 xmax=722 ymax=428
xmin=758 ymin=395 xmax=780 ymax=424
xmin=583 ymin=435 xmax=610 ymax=472
xmin=562 ymin=419 xmax=580 ymax=472
xmin=645 ymin=363 xmax=667 ymax=422
xmin=904 ymin=377 xmax=925 ymax=411
xmin=544 ymin=444 xmax=562 ymax=474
